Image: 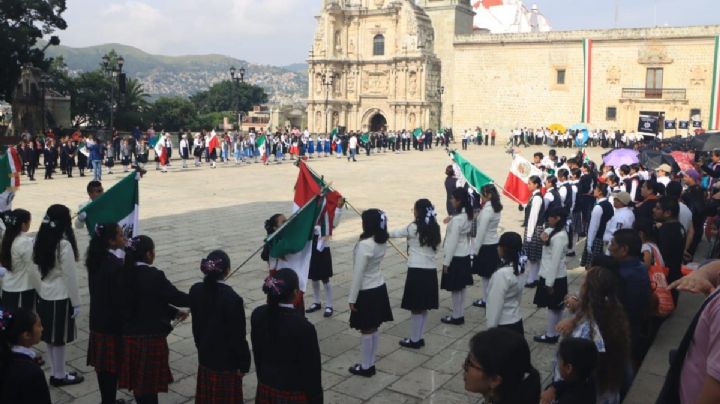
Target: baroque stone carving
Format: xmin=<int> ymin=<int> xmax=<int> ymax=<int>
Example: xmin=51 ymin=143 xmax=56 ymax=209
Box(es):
xmin=638 ymin=43 xmax=673 ymax=65
xmin=690 ymin=66 xmax=707 ymax=86
xmin=409 ymin=71 xmax=418 ymax=96
xmin=606 ymin=66 xmax=621 ymax=85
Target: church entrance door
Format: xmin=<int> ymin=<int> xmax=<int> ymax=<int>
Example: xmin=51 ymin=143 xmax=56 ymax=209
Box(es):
xmin=369 ymin=113 xmax=387 ymax=132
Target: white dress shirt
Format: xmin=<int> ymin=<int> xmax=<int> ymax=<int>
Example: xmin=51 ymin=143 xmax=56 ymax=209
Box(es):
xmin=389 ymin=223 xmax=436 ymax=269
xmin=37 ymin=239 xmax=80 ymax=307
xmin=539 ymin=228 xmax=568 ymax=286
xmin=349 ymin=136 xmax=358 ymax=149
xmin=587 ymin=198 xmax=610 ymax=249
xmin=603 ymin=206 xmax=635 ymax=243
xmin=678 ymin=202 xmax=693 ymax=233
xmin=1 ymin=234 xmax=39 ymax=293
xmin=348 ymin=238 xmax=387 ymax=304
xmin=443 ymin=210 xmax=473 ymax=266
xmin=486 ymin=265 xmax=525 ymax=328
xmin=526 ymin=192 xmax=543 ymax=239
xmin=472 ymin=204 xmax=500 ymax=251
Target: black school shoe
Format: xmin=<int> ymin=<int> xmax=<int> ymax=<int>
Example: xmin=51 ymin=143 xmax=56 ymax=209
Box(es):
xmin=305 ymin=303 xmax=321 ymax=313
xmin=323 ymin=307 xmax=334 ymax=318
xmin=399 ymin=338 xmax=425 ymax=349
xmin=472 ymin=299 xmax=486 ymax=308
xmin=348 ymin=364 xmax=376 ymax=377
xmin=524 ymin=280 xmax=539 ymax=289
xmin=533 ymin=334 xmax=560 ymax=344
xmin=49 ymin=372 xmax=84 ymax=387
xmin=440 ymin=316 xmax=465 ymax=325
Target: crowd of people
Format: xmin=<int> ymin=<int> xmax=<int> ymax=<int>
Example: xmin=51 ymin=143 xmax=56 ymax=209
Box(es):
xmin=1 ymin=127 xmax=720 ymax=403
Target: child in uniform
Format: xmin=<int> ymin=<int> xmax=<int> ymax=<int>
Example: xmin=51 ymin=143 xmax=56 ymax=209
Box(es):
xmin=0 ymin=209 xmax=36 ymax=311
xmin=306 ymin=198 xmax=344 ymax=318
xmin=440 ymin=187 xmax=474 ymax=325
xmin=471 ymin=184 xmax=503 ymax=308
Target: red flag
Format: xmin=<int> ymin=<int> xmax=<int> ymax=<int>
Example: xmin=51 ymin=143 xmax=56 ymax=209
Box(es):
xmin=293 ymin=161 xmax=342 ymax=236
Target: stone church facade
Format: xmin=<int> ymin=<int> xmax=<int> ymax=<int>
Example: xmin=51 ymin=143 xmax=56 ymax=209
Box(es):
xmin=308 ymin=0 xmax=720 ymax=133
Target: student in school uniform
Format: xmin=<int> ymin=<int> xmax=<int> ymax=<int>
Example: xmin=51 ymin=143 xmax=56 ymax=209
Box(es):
xmin=190 ymin=250 xmax=251 ymax=404
xmin=558 ymin=169 xmax=578 ymax=256
xmin=0 ymin=209 xmax=37 ymax=311
xmin=43 ymin=141 xmax=57 ymax=180
xmin=85 ymin=223 xmax=126 ymax=404
xmin=389 ymin=199 xmax=441 ymax=349
xmin=523 ymin=176 xmax=545 ymax=288
xmin=348 ymin=209 xmax=394 ymax=377
xmin=75 ymin=181 xmax=104 ymax=230
xmin=471 ymin=184 xmax=503 ymax=308
xmin=485 ymin=232 xmax=526 ymax=335
xmin=251 ymin=268 xmax=322 ymax=403
xmin=260 ymin=213 xmax=308 ymax=312
xmin=440 ymin=187 xmax=474 ymax=325
xmin=0 ymin=308 xmax=52 ymax=404
xmin=533 ymin=208 xmax=569 ymax=344
xmin=179 ymin=134 xmax=190 ymax=169
xmin=581 ymin=184 xmax=614 ymax=268
xmin=118 ymin=235 xmax=190 ymax=404
xmin=33 ymin=204 xmax=85 ymax=387
xmin=306 ymin=199 xmax=344 ymax=318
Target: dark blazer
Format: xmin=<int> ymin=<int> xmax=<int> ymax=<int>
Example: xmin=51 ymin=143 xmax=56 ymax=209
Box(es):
xmin=0 ymin=352 xmax=52 ymax=404
xmin=88 ymin=252 xmax=124 ymax=335
xmin=553 ymin=378 xmax=597 ymax=404
xmin=190 ymin=282 xmax=251 ymax=372
xmin=251 ymin=305 xmax=322 ymax=403
xmin=121 ymin=263 xmax=190 ymax=336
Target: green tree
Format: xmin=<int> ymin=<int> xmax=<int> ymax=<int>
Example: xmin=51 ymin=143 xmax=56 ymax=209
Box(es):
xmin=191 ymin=80 xmax=268 ymax=114
xmin=0 ymin=0 xmax=67 ymax=101
xmin=189 ymin=111 xmax=233 ymax=131
xmin=147 ymin=96 xmax=197 ymax=131
xmin=70 ymin=70 xmax=111 ymax=127
xmin=115 ymin=77 xmax=149 ymax=129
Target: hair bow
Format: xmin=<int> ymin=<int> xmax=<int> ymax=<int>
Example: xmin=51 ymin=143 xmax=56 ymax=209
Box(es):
xmin=126 ymin=237 xmax=140 ymax=251
xmin=3 ymin=213 xmax=16 ymax=227
xmin=263 ymin=276 xmax=285 ymax=296
xmin=379 ymin=211 xmax=387 ymax=230
xmin=200 ymin=258 xmax=225 ymax=275
xmin=94 ymin=223 xmax=104 ymax=237
xmin=424 ymin=206 xmax=437 ymax=225
xmin=517 ymin=251 xmax=529 ymax=268
xmin=42 ymin=215 xmax=56 ymax=229
xmin=0 ymin=309 xmax=11 ymax=332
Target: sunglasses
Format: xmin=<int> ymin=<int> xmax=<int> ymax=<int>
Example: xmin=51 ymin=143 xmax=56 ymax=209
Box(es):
xmin=463 ymin=355 xmax=483 ymax=372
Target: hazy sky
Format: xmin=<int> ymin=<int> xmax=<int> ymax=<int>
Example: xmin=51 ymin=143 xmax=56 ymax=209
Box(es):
xmin=55 ymin=0 xmax=718 ymax=66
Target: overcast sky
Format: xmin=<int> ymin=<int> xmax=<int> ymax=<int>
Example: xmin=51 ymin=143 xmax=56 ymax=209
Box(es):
xmin=55 ymin=0 xmax=718 ymax=66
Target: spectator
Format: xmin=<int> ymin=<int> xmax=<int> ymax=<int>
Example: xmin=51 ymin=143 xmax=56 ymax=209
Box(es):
xmin=680 ymin=169 xmax=706 ymax=259
xmin=603 ymin=191 xmax=635 ymax=250
xmin=544 ymin=338 xmax=599 ymax=404
xmin=653 ymin=196 xmax=686 ymax=303
xmin=634 ymin=180 xmax=660 ymax=225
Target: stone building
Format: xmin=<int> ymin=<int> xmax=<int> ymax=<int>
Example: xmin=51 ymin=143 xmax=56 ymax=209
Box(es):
xmin=308 ymin=1 xmax=720 ymax=133
xmin=11 ymin=64 xmax=71 ymax=135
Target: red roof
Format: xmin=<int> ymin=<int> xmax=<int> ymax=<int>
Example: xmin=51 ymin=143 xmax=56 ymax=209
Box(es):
xmin=473 ymin=0 xmax=503 ymax=9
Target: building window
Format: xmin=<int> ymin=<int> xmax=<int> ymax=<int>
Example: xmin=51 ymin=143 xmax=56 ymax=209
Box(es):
xmin=645 ymin=68 xmax=663 ymax=98
xmin=556 ymin=69 xmax=566 ymax=85
xmin=373 ymin=34 xmax=385 ymax=56
xmin=606 ymin=107 xmax=617 ymax=121
xmin=690 ymin=108 xmax=701 ymax=120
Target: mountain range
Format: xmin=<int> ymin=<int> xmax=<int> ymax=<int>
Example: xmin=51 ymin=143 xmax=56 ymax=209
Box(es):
xmin=43 ymin=42 xmax=308 ymax=105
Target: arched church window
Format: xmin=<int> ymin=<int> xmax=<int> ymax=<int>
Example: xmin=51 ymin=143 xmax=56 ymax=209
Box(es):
xmin=373 ymin=34 xmax=385 ymax=56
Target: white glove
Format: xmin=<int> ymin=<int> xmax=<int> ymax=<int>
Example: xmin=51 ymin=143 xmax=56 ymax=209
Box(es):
xmin=72 ymin=306 xmax=81 ymax=319
xmin=0 ymin=266 xmax=6 ymax=278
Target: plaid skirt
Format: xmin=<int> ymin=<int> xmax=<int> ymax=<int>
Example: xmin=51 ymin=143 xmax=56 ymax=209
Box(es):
xmin=118 ymin=335 xmax=173 ymax=395
xmin=87 ymin=331 xmax=121 ymax=374
xmin=524 ymin=226 xmax=545 ymax=262
xmin=581 ymin=238 xmax=605 ymax=267
xmin=256 ymin=383 xmax=308 ymax=404
xmin=195 ymin=365 xmax=243 ymax=403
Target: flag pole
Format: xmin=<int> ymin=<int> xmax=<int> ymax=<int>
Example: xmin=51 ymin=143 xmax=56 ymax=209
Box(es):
xmin=301 ymin=161 xmax=408 ymax=260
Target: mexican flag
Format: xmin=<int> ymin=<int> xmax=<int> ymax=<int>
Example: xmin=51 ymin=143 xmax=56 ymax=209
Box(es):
xmin=451 ymin=151 xmax=493 ymax=192
xmin=0 ymin=147 xmax=22 ymax=190
xmin=256 ymin=134 xmax=267 ymax=162
xmin=293 ymin=160 xmax=342 ymax=237
xmin=154 ymin=137 xmax=167 ymax=165
xmin=78 ymin=141 xmax=89 ymax=157
xmin=360 ymin=133 xmax=369 ymax=144
xmin=207 ymin=130 xmax=219 ymax=153
xmin=79 ymin=172 xmax=140 ymax=239
xmin=330 ymin=127 xmax=338 ymax=139
xmin=147 ymin=132 xmax=163 ymax=149
xmin=502 ymin=154 xmax=543 ymax=205
xmin=413 ymin=128 xmax=423 ymax=139
xmin=266 ymin=195 xmax=323 ymax=292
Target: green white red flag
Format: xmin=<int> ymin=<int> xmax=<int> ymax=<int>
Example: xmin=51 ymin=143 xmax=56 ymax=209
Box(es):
xmin=0 ymin=147 xmax=22 ymax=190
xmin=79 ymin=172 xmax=140 ymax=238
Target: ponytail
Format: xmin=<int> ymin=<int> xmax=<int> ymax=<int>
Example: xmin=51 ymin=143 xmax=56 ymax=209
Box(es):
xmin=544 ymin=208 xmax=567 ymax=246
xmin=85 ymin=223 xmax=121 ymax=274
xmin=413 ymin=199 xmax=441 ymax=251
xmin=498 ymin=232 xmax=524 ymax=276
xmin=452 ymin=187 xmax=473 ymax=220
xmin=0 ymin=209 xmax=31 ymax=271
xmin=481 ymin=184 xmax=503 ymax=213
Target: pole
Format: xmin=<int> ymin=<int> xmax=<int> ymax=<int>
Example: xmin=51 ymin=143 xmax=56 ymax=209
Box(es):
xmin=109 ymin=72 xmax=115 ymax=132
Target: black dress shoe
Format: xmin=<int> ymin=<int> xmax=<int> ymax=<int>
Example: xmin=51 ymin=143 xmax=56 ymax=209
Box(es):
xmin=399 ymin=338 xmax=425 ymax=349
xmin=472 ymin=299 xmax=487 ymax=308
xmin=305 ymin=303 xmax=321 ymax=313
xmin=49 ymin=372 xmax=84 ymax=387
xmin=533 ymin=334 xmax=560 ymax=344
xmin=323 ymin=307 xmax=334 ymax=318
xmin=524 ymin=280 xmax=538 ymax=289
xmin=440 ymin=316 xmax=465 ymax=325
xmin=348 ymin=364 xmax=376 ymax=377
xmin=566 ymin=251 xmax=576 ymax=257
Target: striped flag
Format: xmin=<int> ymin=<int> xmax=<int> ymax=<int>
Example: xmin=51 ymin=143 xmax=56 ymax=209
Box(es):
xmin=710 ymin=35 xmax=720 ymax=130
xmin=79 ymin=172 xmax=140 ymax=238
xmin=0 ymin=147 xmax=22 ymax=190
xmin=502 ymin=154 xmax=543 ymax=205
xmin=451 ymin=151 xmax=493 ymax=192
xmin=582 ymin=38 xmax=593 ymax=123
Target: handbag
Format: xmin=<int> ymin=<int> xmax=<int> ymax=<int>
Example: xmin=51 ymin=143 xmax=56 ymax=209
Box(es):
xmin=648 ymin=244 xmax=675 ymax=317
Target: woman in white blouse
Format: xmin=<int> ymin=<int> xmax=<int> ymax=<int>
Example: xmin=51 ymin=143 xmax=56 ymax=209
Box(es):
xmin=440 ymin=187 xmax=474 ymax=325
xmin=0 ymin=209 xmax=37 ymax=311
xmin=33 ymin=204 xmax=84 ymax=387
xmin=485 ymin=232 xmax=526 ymax=335
xmin=348 ymin=209 xmax=393 ymax=378
xmin=471 ymin=184 xmax=503 ymax=308
xmin=389 ymin=199 xmax=441 ymax=349
xmin=532 ymin=207 xmax=569 ymax=345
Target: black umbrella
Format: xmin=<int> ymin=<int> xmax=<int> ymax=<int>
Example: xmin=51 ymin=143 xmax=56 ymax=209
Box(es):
xmin=639 ymin=150 xmax=679 ymax=172
xmin=690 ymin=132 xmax=720 ymax=152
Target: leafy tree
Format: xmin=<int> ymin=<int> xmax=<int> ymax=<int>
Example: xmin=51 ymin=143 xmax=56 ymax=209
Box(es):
xmin=115 ymin=77 xmax=149 ymax=129
xmin=147 ymin=96 xmax=197 ymax=131
xmin=70 ymin=70 xmax=110 ymax=127
xmin=0 ymin=0 xmax=67 ymax=101
xmin=191 ymin=80 xmax=267 ymax=114
xmin=189 ymin=111 xmax=234 ymax=131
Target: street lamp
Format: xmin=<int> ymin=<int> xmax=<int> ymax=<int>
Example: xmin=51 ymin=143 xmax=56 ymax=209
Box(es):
xmin=322 ymin=72 xmax=336 ymax=137
xmin=230 ymin=66 xmax=246 ymax=131
xmin=39 ymin=74 xmax=49 ymax=135
xmin=102 ymin=54 xmax=125 ymax=132
xmin=437 ymin=86 xmax=445 ymax=131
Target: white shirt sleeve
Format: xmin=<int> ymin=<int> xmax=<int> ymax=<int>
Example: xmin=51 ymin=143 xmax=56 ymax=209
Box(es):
xmin=587 ymin=205 xmax=603 ymax=251
xmin=60 ymin=242 xmax=80 ymax=307
xmin=544 ymin=233 xmax=566 ymax=287
xmin=485 ymin=271 xmax=507 ymax=328
xmin=443 ymin=219 xmax=460 ymax=266
xmin=474 ymin=208 xmax=492 ymax=251
xmin=348 ymin=243 xmax=369 ymax=304
xmin=526 ymin=196 xmax=542 ymax=240
xmin=389 ymin=225 xmax=411 ymax=239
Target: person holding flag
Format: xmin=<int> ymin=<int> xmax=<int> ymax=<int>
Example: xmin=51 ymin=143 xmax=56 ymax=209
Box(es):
xmin=207 ymin=130 xmax=220 ymax=168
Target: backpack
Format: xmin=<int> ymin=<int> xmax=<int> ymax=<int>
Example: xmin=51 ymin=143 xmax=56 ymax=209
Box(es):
xmin=647 ymin=244 xmax=675 ymax=317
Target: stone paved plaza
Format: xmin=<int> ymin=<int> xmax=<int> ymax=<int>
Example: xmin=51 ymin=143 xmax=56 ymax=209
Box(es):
xmin=14 ymin=144 xmax=607 ymax=403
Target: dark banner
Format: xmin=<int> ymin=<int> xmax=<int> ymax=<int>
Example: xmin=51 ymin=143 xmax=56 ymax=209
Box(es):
xmin=664 ymin=120 xmax=676 ymax=129
xmin=692 ymin=120 xmax=703 ymax=128
xmin=679 ymin=120 xmax=690 ymax=129
xmin=638 ymin=115 xmax=659 ymax=134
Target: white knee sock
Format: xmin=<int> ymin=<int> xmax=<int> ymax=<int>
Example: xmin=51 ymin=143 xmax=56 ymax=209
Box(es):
xmin=526 ymin=261 xmax=540 ymax=284
xmin=546 ymin=309 xmax=562 ymax=337
xmin=48 ymin=344 xmax=66 ymax=379
xmin=312 ymin=281 xmax=321 ymax=305
xmin=452 ymin=290 xmax=465 ymax=318
xmin=419 ymin=311 xmax=428 ymax=337
xmin=482 ymin=277 xmax=491 ymax=301
xmin=361 ymin=334 xmax=374 ymax=370
xmin=324 ymin=282 xmax=333 ymax=308
xmin=410 ymin=314 xmax=423 ymax=342
xmin=371 ymin=332 xmax=379 ymax=366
